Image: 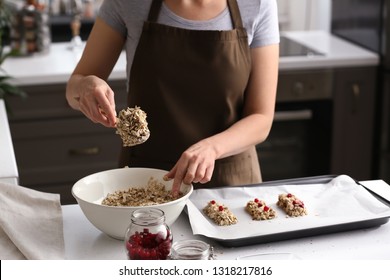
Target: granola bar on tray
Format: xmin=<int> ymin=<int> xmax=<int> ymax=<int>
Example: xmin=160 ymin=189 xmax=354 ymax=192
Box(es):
xmin=203 ymin=200 xmax=238 ymax=226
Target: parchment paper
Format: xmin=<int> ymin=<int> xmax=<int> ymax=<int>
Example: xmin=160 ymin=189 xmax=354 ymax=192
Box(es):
xmin=186 ymin=175 xmax=390 ymax=240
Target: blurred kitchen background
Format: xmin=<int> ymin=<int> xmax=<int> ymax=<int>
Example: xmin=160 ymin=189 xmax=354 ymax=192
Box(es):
xmin=1 ymin=0 xmax=389 ymax=204
xmin=3 ymin=0 xmax=333 ymax=42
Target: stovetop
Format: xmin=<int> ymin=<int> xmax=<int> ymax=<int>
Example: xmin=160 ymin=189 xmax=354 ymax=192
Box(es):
xmin=280 ymin=36 xmax=324 ymax=57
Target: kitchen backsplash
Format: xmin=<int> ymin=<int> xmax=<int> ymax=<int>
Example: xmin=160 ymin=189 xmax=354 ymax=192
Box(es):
xmin=277 ymin=0 xmax=331 ymax=32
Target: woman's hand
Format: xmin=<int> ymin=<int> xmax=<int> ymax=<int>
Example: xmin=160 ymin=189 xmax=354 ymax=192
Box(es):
xmin=65 ymin=17 xmax=126 ymax=128
xmin=165 ymin=139 xmax=217 ymax=196
xmin=66 ymin=74 xmax=117 ymax=128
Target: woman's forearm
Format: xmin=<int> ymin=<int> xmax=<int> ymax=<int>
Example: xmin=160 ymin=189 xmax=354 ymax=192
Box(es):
xmin=206 ymin=112 xmax=274 ymax=159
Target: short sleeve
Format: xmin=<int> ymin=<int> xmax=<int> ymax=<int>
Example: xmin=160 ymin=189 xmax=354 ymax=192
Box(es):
xmin=251 ymin=0 xmax=280 ymax=48
xmin=98 ymin=0 xmax=127 ymax=38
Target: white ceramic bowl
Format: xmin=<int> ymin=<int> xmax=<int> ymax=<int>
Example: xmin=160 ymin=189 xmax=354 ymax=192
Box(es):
xmin=72 ymin=167 xmax=193 ymax=240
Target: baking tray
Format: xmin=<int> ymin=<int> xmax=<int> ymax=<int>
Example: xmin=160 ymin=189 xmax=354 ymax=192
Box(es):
xmin=187 ymin=175 xmax=390 ymax=247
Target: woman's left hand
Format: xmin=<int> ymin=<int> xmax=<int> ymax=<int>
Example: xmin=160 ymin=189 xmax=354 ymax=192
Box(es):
xmin=165 ymin=140 xmax=217 ymax=196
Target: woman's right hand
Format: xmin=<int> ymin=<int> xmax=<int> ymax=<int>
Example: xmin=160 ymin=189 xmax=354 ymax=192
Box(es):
xmin=65 ymin=17 xmax=126 ymax=128
xmin=66 ymin=74 xmax=117 ymax=128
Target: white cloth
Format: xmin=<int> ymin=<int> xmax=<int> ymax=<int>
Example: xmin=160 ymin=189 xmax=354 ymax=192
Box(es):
xmin=0 ymin=182 xmax=65 ymax=259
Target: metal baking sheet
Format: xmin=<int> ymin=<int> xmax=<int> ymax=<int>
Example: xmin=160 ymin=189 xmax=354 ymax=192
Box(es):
xmin=186 ymin=175 xmax=390 ymax=247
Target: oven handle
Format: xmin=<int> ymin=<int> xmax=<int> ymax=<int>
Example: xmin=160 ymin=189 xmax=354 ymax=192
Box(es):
xmin=273 ymin=109 xmax=313 ymax=122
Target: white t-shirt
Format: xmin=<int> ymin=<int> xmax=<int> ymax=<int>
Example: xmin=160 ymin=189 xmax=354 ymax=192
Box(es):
xmin=98 ymin=0 xmax=280 ymax=79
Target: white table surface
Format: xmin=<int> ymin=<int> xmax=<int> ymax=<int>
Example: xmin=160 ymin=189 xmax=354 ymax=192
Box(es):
xmin=63 ymin=199 xmax=390 ymax=260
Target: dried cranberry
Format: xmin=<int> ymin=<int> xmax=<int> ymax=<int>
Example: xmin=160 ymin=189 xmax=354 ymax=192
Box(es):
xmin=293 ymin=200 xmax=304 ymax=207
xmin=149 ymin=248 xmax=158 ymax=259
xmin=210 ymin=200 xmax=216 ymax=204
xmin=287 ymin=193 xmax=292 ymax=198
xmin=264 ymin=206 xmax=269 ymax=212
xmin=218 ymin=205 xmax=224 ymax=211
xmin=157 ymin=239 xmax=172 ymax=259
xmin=257 ymin=203 xmax=263 ymax=207
xmin=126 ymin=228 xmax=172 ymax=260
xmin=254 ymin=198 xmax=259 ymax=203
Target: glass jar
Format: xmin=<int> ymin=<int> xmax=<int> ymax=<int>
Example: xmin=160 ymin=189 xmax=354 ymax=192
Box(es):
xmin=170 ymin=240 xmax=213 ymax=260
xmin=124 ymin=208 xmax=172 ymax=260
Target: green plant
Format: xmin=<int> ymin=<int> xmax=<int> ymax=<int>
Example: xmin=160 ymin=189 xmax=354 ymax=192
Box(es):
xmin=0 ymin=0 xmax=26 ymax=111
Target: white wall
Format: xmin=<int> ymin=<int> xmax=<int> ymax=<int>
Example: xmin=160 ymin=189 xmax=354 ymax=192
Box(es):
xmin=277 ymin=0 xmax=332 ymax=32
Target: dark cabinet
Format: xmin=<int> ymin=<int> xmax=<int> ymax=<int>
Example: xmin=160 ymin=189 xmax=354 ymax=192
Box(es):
xmin=331 ymin=67 xmax=378 ymax=180
xmin=7 ymin=79 xmax=128 ymax=204
xmin=258 ymin=66 xmax=377 ymax=182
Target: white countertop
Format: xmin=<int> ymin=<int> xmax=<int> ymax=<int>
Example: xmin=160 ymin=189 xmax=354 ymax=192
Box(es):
xmin=63 ymin=180 xmax=390 ymax=260
xmin=63 ymin=205 xmax=390 ymax=260
xmin=280 ymin=31 xmax=379 ymax=70
xmin=2 ymin=31 xmax=379 ymax=86
xmin=3 ymin=43 xmax=127 ymax=86
xmin=0 ymin=99 xmax=18 ymax=185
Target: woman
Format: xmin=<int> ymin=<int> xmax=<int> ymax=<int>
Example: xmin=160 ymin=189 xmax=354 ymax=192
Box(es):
xmin=66 ymin=0 xmax=279 ymax=196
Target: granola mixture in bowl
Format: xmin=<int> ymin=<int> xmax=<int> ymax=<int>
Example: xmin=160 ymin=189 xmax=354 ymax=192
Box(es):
xmin=72 ymin=167 xmax=193 ymax=240
xmin=101 ymin=177 xmax=184 ymax=207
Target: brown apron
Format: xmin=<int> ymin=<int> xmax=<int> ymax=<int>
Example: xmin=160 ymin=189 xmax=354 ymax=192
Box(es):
xmin=120 ymin=0 xmax=261 ymax=187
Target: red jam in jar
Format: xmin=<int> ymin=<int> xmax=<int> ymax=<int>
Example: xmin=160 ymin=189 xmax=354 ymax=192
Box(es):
xmin=125 ymin=208 xmax=172 ymax=260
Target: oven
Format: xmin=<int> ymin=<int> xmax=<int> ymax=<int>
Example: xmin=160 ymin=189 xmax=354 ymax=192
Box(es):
xmin=256 ymin=36 xmax=332 ymax=181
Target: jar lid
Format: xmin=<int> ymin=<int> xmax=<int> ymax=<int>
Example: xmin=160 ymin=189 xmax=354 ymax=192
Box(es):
xmin=171 ymin=239 xmax=212 ymax=260
xmin=131 ymin=208 xmax=166 ymax=226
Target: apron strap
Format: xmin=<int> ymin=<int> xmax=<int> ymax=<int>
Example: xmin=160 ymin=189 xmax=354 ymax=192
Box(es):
xmin=148 ymin=0 xmax=163 ymax=22
xmin=227 ymin=0 xmax=244 ymax=29
xmin=148 ymin=0 xmax=245 ymax=30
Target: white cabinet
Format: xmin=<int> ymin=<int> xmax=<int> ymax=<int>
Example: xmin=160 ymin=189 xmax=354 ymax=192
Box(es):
xmin=0 ymin=100 xmax=18 ymax=185
xmin=277 ymin=0 xmax=331 ymax=32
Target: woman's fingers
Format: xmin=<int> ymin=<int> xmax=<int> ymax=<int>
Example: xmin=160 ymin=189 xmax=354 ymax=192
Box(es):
xmin=167 ymin=153 xmax=215 ymax=197
xmin=95 ymin=87 xmax=116 ymax=126
xmin=76 ymin=77 xmax=117 ymax=127
xmin=199 ymin=167 xmax=213 ymax=184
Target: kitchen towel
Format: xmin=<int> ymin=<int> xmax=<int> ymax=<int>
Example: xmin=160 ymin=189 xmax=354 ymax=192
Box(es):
xmin=0 ymin=182 xmax=65 ymax=260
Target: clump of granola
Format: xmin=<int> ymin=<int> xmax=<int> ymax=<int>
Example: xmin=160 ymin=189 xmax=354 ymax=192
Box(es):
xmin=101 ymin=177 xmax=181 ymax=207
xmin=203 ymin=200 xmax=238 ymax=226
xmin=245 ymin=198 xmax=276 ymax=220
xmin=277 ymin=193 xmax=307 ymax=217
xmin=116 ymin=106 xmax=150 ymax=147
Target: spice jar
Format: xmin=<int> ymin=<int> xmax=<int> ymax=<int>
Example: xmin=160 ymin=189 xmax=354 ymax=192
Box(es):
xmin=124 ymin=208 xmax=172 ymax=260
xmin=170 ymin=240 xmax=213 ymax=260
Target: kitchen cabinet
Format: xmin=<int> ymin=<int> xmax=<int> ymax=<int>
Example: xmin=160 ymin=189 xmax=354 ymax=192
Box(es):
xmin=331 ymin=66 xmax=378 ymax=180
xmin=7 ymin=80 xmax=128 ymax=204
xmin=0 ymin=100 xmax=18 ymax=185
xmin=258 ymin=66 xmax=377 ymax=182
